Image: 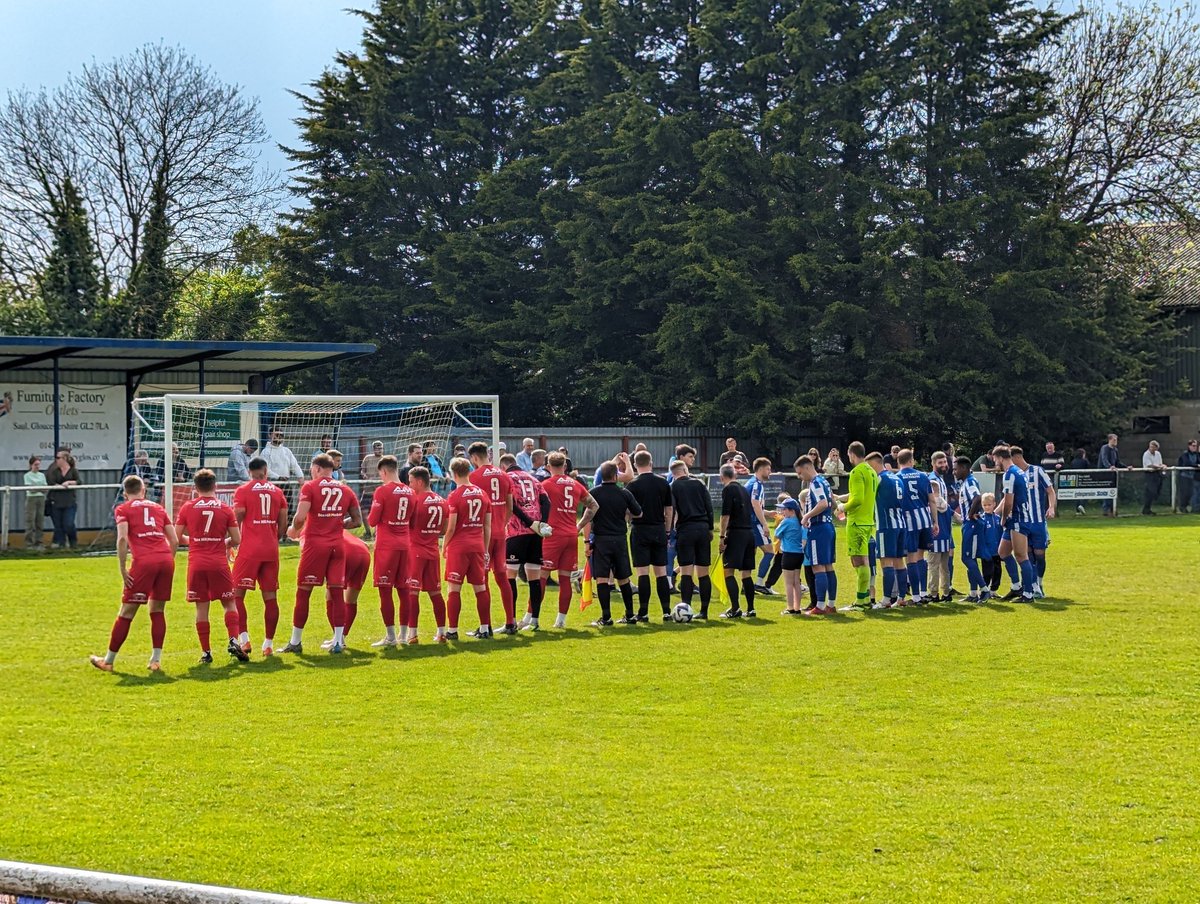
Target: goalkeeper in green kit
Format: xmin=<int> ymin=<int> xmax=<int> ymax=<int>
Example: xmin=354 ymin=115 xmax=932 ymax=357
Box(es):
xmin=836 ymin=441 xmax=879 ymax=608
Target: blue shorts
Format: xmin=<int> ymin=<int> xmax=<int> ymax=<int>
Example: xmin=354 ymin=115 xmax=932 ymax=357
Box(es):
xmin=906 ymin=527 xmax=932 ymax=555
xmin=1015 ymin=521 xmax=1050 ymax=550
xmin=960 ymin=522 xmax=981 ymax=559
xmin=807 ymin=523 xmax=836 ymax=566
xmin=752 ymin=520 xmax=770 ymax=548
xmin=877 ymin=528 xmax=906 ymax=559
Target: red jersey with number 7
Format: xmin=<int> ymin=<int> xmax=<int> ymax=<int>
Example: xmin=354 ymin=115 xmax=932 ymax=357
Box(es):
xmin=300 ymin=477 xmax=358 ymax=541
xmin=115 ymin=498 xmax=173 ymax=561
xmin=177 ymin=497 xmax=236 ymax=566
xmin=541 ymin=474 xmax=590 ymax=535
xmin=232 ymin=479 xmax=286 ymax=560
xmin=446 ymin=484 xmax=487 ymax=553
xmin=469 ymin=465 xmax=513 ymax=535
xmin=410 ymin=490 xmax=447 ymax=557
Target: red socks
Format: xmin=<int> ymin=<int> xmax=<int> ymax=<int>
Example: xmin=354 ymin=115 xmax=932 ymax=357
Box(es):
xmin=558 ymin=579 xmax=572 ymax=615
xmin=223 ymin=608 xmax=240 ymax=640
xmin=476 ymin=589 xmax=492 ymax=627
xmin=431 ymin=593 xmax=446 ymax=628
xmin=328 ymin=586 xmax=345 ymax=630
xmin=379 ymin=586 xmax=395 ymax=627
xmin=344 ymin=601 xmax=357 ymax=636
xmin=406 ymin=589 xmax=419 ymax=629
xmin=294 ymin=587 xmax=312 ymax=629
xmin=108 ymin=614 xmax=133 ymax=653
xmin=264 ymin=600 xmax=279 ymax=640
xmin=448 ymin=590 xmax=461 ymax=630
xmin=496 ymin=565 xmax=515 ymax=624
xmin=149 ymin=611 xmax=166 ymax=649
xmin=196 ymin=620 xmax=211 ymax=651
xmin=235 ymin=596 xmax=248 ymax=635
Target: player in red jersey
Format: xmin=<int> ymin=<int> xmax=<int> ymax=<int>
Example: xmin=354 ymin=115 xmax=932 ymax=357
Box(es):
xmin=90 ymin=474 xmax=178 ymax=673
xmin=321 ymin=531 xmax=372 ymax=649
xmin=407 ymin=466 xmax=449 ymax=642
xmin=282 ymin=452 xmax=362 ymax=655
xmin=367 ymin=454 xmax=417 ymax=647
xmin=539 ymin=450 xmax=598 ymax=627
xmin=177 ymin=469 xmax=246 ymax=663
xmin=467 ymin=441 xmax=517 ymax=633
xmin=497 ymin=453 xmax=554 ymax=632
xmin=231 ymin=457 xmax=288 ymax=656
xmin=444 ymin=456 xmax=493 ymax=639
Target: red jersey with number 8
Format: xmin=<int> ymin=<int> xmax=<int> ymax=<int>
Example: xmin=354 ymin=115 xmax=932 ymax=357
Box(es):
xmin=446 ymin=484 xmax=487 ymax=553
xmin=369 ymin=481 xmax=415 ymax=549
xmin=300 ymin=477 xmax=358 ymax=541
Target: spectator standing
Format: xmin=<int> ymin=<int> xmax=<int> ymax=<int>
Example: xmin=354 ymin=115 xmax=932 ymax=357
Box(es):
xmin=330 ymin=450 xmax=346 ymax=481
xmin=261 ymin=428 xmax=305 ymax=515
xmin=226 ymin=438 xmax=259 ymax=483
xmin=531 ymin=449 xmax=550 ymax=481
xmin=122 ymin=449 xmax=157 ymax=499
xmin=155 ymin=443 xmax=193 ymax=492
xmin=558 ymin=446 xmax=575 ymax=475
xmin=23 ymin=454 xmax=47 ymax=550
xmin=807 ymin=448 xmax=823 ymax=473
xmin=47 ymin=448 xmax=81 ymax=548
xmin=1141 ymin=440 xmax=1167 ymax=515
xmin=719 ymin=437 xmax=749 ymax=469
xmin=422 ymin=441 xmax=446 ymax=479
xmin=312 ymin=434 xmax=334 ymax=460
xmin=516 ymin=438 xmax=535 ymax=472
xmin=359 ymin=440 xmax=386 ymax=540
xmin=1098 ymin=434 xmax=1130 ymax=516
xmin=972 ymin=441 xmax=1005 ymax=473
xmin=1177 ymin=439 xmax=1200 ymax=513
xmin=822 ymin=448 xmax=848 ymax=491
xmin=1070 ymin=447 xmax=1091 ymax=515
xmin=398 ymin=443 xmax=423 ymax=485
xmin=1040 ymin=442 xmax=1065 ymax=473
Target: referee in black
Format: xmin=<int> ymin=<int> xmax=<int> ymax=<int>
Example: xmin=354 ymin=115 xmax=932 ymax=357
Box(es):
xmin=669 ymin=459 xmax=714 ymax=619
xmin=718 ymin=464 xmax=757 ymax=618
xmin=626 ymin=450 xmax=673 ymax=622
xmin=588 ymin=461 xmax=643 ymax=626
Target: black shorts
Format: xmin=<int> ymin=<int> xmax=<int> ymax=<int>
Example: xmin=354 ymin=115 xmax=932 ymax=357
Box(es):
xmin=780 ymin=552 xmax=805 ymax=570
xmin=506 ymin=534 xmax=543 ymax=568
xmin=722 ymin=529 xmax=756 ymax=571
xmin=630 ymin=525 xmax=668 ymax=568
xmin=675 ymin=523 xmax=712 ymax=568
xmin=591 ymin=536 xmax=632 ymax=581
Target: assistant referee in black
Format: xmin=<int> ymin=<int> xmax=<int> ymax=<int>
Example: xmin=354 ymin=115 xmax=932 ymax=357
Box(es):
xmin=669 ymin=459 xmax=714 ymax=619
xmin=719 ymin=464 xmax=757 ymax=618
xmin=588 ymin=461 xmax=643 ymax=626
xmin=626 ymin=450 xmax=673 ymax=621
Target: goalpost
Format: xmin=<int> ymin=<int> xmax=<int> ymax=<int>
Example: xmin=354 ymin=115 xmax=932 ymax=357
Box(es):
xmin=129 ymin=394 xmax=500 ymax=516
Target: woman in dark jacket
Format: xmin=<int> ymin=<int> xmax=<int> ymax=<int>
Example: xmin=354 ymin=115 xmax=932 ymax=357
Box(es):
xmin=47 ymin=449 xmax=82 ymax=548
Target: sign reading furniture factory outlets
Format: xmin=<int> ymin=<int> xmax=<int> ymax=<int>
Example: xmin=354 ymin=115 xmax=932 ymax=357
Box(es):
xmin=0 ymin=384 xmax=125 ymax=470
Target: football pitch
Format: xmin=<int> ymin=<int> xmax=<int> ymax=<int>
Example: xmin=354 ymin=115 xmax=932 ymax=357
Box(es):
xmin=1 ymin=518 xmax=1198 ymax=902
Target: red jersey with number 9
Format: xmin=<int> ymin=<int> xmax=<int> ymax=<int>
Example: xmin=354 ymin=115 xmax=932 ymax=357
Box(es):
xmin=410 ymin=490 xmax=447 ymax=557
xmin=177 ymin=497 xmax=236 ymax=566
xmin=541 ymin=474 xmax=590 ymax=534
xmin=115 ymin=498 xmax=173 ymax=561
xmin=300 ymin=477 xmax=358 ymax=541
xmin=469 ymin=465 xmax=513 ymax=532
xmin=233 ymin=479 xmax=286 ymax=559
xmin=446 ymin=484 xmax=487 ymax=553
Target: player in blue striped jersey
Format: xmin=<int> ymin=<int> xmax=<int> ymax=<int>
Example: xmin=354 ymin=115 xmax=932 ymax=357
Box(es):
xmin=897 ymin=449 xmax=938 ymax=604
xmin=874 ymin=454 xmax=909 ymax=607
xmin=994 ymin=446 xmax=1036 ymax=601
xmin=1012 ymin=446 xmax=1056 ymax=598
xmin=745 ymin=458 xmax=776 ymax=593
xmin=926 ymin=451 xmax=955 ymax=601
xmin=953 ymin=456 xmax=990 ymax=602
xmin=796 ymin=455 xmax=837 ymax=614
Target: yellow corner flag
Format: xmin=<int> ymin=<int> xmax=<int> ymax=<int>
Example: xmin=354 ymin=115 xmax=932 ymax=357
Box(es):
xmin=580 ymin=561 xmax=594 ymax=610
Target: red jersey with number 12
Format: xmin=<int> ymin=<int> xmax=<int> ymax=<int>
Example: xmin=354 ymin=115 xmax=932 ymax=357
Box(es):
xmin=446 ymin=484 xmax=487 ymax=553
xmin=177 ymin=497 xmax=236 ymax=566
xmin=115 ymin=498 xmax=173 ymax=561
xmin=233 ymin=480 xmax=286 ymax=560
xmin=300 ymin=477 xmax=358 ymax=541
xmin=410 ymin=490 xmax=447 ymax=557
xmin=541 ymin=474 xmax=589 ymax=534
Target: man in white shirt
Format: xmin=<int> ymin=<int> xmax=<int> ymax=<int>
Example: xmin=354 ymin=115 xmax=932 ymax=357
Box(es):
xmin=262 ymin=428 xmax=304 ymax=513
xmin=226 ymin=438 xmax=258 ymax=483
xmin=516 ymin=438 xmax=535 ymax=472
xmin=1141 ymin=439 xmax=1167 ymax=515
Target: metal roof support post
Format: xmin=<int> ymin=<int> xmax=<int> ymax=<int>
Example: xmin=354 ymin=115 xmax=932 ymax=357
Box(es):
xmin=52 ymin=357 xmax=61 ymax=452
xmin=332 ymin=361 xmax=340 ymax=395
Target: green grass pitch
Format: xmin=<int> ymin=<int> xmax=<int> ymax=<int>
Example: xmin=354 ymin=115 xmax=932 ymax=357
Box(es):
xmin=1 ymin=517 xmax=1198 ymax=902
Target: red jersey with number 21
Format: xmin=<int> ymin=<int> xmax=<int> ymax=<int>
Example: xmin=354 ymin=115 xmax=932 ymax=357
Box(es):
xmin=446 ymin=484 xmax=487 ymax=553
xmin=301 ymin=477 xmax=358 ymax=542
xmin=115 ymin=499 xmax=173 ymax=561
xmin=410 ymin=490 xmax=447 ymax=558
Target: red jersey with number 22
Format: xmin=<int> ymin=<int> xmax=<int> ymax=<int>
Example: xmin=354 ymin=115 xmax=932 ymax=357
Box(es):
xmin=541 ymin=475 xmax=589 ymax=535
xmin=301 ymin=477 xmax=358 ymax=542
xmin=177 ymin=497 xmax=236 ymax=566
xmin=233 ymin=479 xmax=286 ymax=559
xmin=446 ymin=484 xmax=487 ymax=553
xmin=115 ymin=499 xmax=173 ymax=561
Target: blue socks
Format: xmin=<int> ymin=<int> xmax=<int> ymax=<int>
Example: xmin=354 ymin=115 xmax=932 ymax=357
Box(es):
xmin=882 ymin=566 xmax=895 ymax=599
xmin=1003 ymin=555 xmax=1019 ymax=584
xmin=827 ymin=571 xmax=838 ymax=604
xmin=813 ymin=571 xmax=828 ymax=605
xmin=757 ymin=552 xmax=774 ymax=582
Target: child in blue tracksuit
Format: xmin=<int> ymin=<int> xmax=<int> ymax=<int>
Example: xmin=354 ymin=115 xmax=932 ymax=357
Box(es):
xmin=978 ymin=493 xmax=1003 ymax=593
xmin=773 ymin=497 xmax=808 ymax=615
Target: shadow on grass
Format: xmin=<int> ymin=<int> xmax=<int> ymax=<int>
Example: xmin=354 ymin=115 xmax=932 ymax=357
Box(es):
xmin=114 ymin=668 xmax=178 ymax=687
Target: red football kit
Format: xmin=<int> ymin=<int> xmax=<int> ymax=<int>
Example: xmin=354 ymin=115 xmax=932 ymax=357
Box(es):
xmin=469 ymin=465 xmax=512 ymax=559
xmin=369 ymin=480 xmax=414 ymax=589
xmin=540 ymin=474 xmax=588 ymax=572
xmin=177 ymin=497 xmax=236 ymax=602
xmin=297 ymin=477 xmax=359 ymax=588
xmin=445 ymin=483 xmax=488 ymax=586
xmin=115 ymin=498 xmax=175 ymax=604
xmin=507 ymin=469 xmax=546 ymax=538
xmin=409 ymin=490 xmax=447 ymax=592
xmin=343 ymin=530 xmax=372 ymax=590
xmin=232 ymin=479 xmax=286 ymax=591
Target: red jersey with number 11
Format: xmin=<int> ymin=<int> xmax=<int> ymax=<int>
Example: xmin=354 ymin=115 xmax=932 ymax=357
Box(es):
xmin=233 ymin=479 xmax=286 ymax=560
xmin=300 ymin=477 xmax=358 ymax=542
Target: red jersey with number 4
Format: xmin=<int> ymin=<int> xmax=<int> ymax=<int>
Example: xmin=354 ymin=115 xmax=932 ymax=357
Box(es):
xmin=410 ymin=490 xmax=447 ymax=557
xmin=177 ymin=497 xmax=236 ymax=566
xmin=233 ymin=479 xmax=286 ymax=559
xmin=541 ymin=474 xmax=589 ymax=534
xmin=469 ymin=465 xmax=513 ymax=533
xmin=301 ymin=477 xmax=358 ymax=541
xmin=369 ymin=481 xmax=415 ymax=549
xmin=115 ymin=499 xmax=173 ymax=561
xmin=507 ymin=469 xmax=546 ymax=538
xmin=446 ymin=484 xmax=487 ymax=553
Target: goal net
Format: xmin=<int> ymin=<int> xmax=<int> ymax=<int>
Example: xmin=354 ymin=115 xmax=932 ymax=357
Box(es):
xmin=129 ymin=394 xmax=499 ymax=515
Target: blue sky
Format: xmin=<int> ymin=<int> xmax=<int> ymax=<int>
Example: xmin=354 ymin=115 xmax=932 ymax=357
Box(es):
xmin=0 ymin=0 xmax=366 ymax=181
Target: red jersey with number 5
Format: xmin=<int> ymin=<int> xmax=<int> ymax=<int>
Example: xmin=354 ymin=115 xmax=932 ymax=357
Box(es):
xmin=507 ymin=469 xmax=546 ymax=537
xmin=369 ymin=481 xmax=415 ymax=549
xmin=177 ymin=497 xmax=236 ymax=566
xmin=446 ymin=484 xmax=487 ymax=553
xmin=541 ymin=475 xmax=589 ymax=534
xmin=115 ymin=498 xmax=174 ymax=561
xmin=300 ymin=477 xmax=358 ymax=541
xmin=232 ymin=479 xmax=286 ymax=560
xmin=410 ymin=490 xmax=447 ymax=557
xmin=469 ymin=465 xmax=513 ymax=534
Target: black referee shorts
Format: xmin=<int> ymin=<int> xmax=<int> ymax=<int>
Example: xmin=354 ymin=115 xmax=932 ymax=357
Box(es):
xmin=630 ymin=525 xmax=668 ymax=568
xmin=591 ymin=535 xmax=632 ymax=581
xmin=722 ymin=528 xmax=756 ymax=572
xmin=675 ymin=523 xmax=712 ymax=568
xmin=506 ymin=533 xmax=543 ymax=567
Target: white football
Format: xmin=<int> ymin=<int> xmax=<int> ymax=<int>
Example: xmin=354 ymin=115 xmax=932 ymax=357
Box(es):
xmin=672 ymin=601 xmax=694 ymax=623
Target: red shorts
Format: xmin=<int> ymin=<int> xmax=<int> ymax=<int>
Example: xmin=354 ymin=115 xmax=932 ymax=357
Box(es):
xmin=232 ymin=554 xmax=280 ymax=592
xmin=541 ymin=536 xmax=579 ymax=574
xmin=372 ymin=544 xmax=409 ymax=589
xmin=297 ymin=541 xmax=346 ymax=588
xmin=407 ymin=552 xmax=441 ymax=592
xmin=123 ymin=557 xmax=175 ymax=604
xmin=187 ymin=563 xmax=234 ymax=602
xmin=345 ymin=550 xmax=370 ymax=590
xmin=445 ymin=548 xmax=486 ymax=586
